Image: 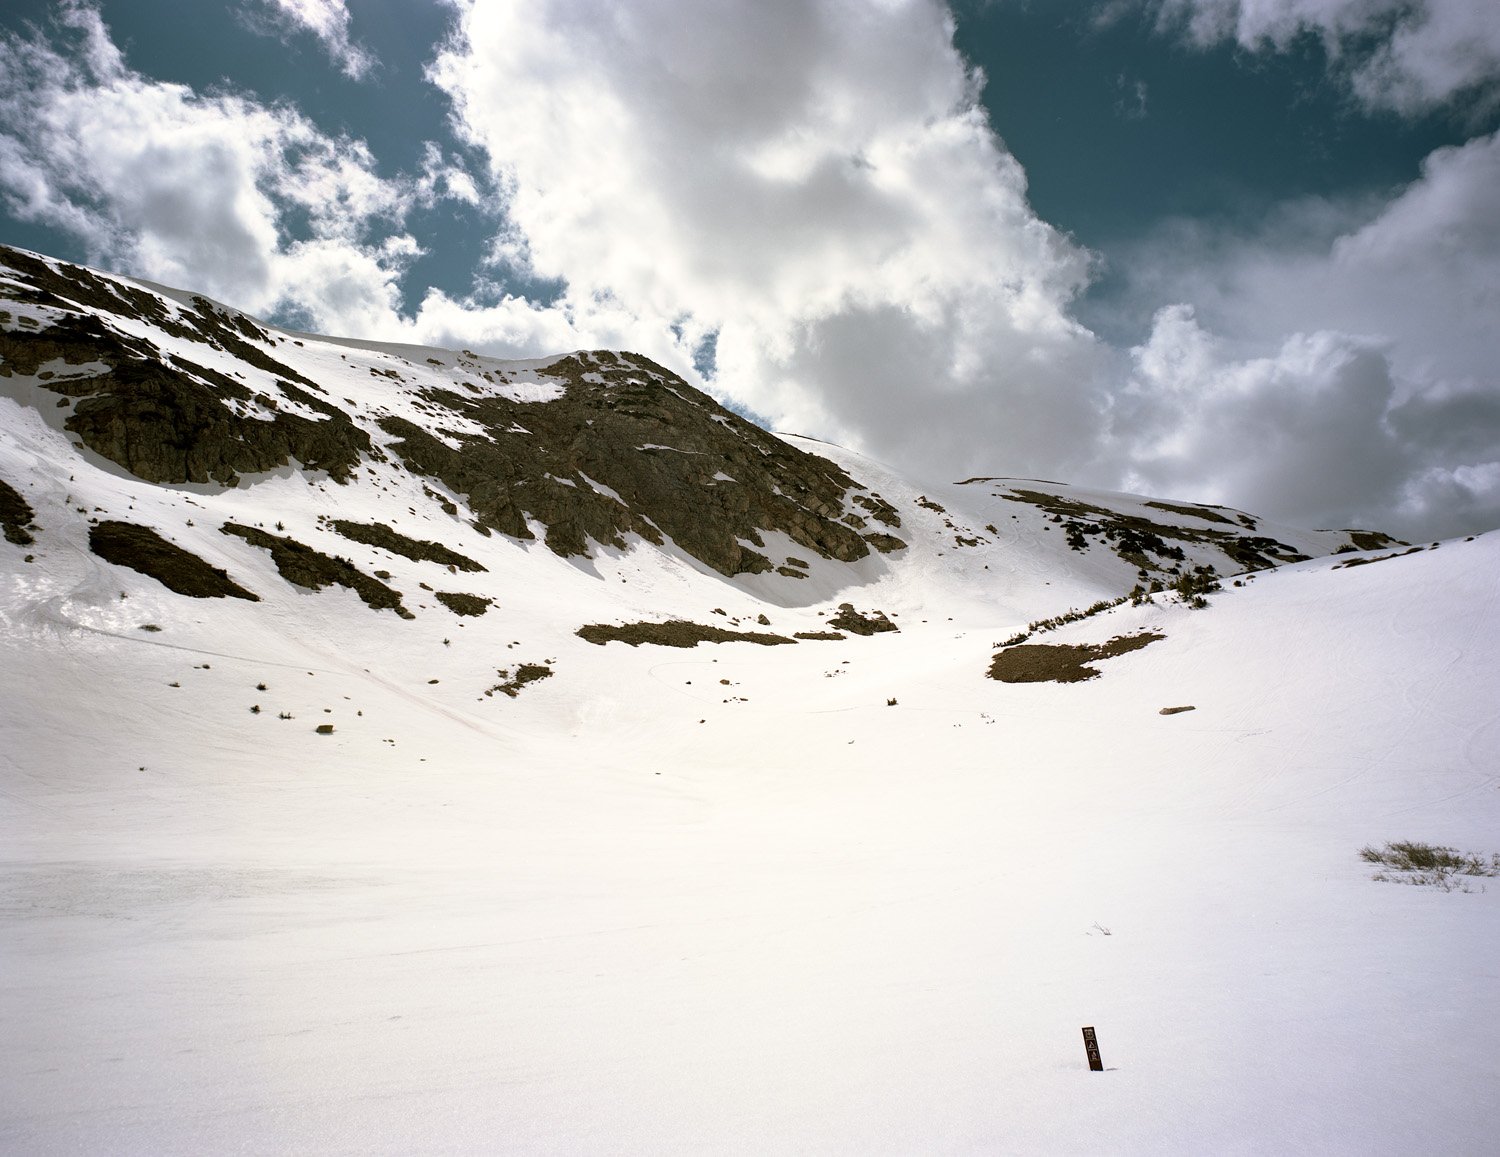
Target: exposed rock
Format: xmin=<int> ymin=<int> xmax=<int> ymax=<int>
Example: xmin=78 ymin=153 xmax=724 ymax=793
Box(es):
xmin=88 ymin=520 xmax=259 ymax=600
xmin=434 ymin=591 xmax=492 ymax=616
xmin=486 ymin=663 xmax=553 ymax=698
xmin=326 ymin=519 xmax=485 ymax=572
xmin=576 ymin=620 xmax=796 ymax=647
xmin=983 ymin=484 xmax=1313 ymax=573
xmin=862 ymin=533 xmax=906 ymax=554
xmin=0 ymin=475 xmax=37 ymax=545
xmin=0 ymin=247 xmax=367 ymax=487
xmin=377 ymin=351 xmax=873 ymax=577
xmin=0 ymin=248 xmax=906 ymax=581
xmin=827 ymin=603 xmax=897 ymax=635
xmin=1342 ymin=530 xmax=1407 ymax=552
xmin=220 ymin=523 xmax=412 ymax=617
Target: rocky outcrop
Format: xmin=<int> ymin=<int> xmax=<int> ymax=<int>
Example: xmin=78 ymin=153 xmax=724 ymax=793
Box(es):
xmin=0 ymin=247 xmax=368 ymax=486
xmin=378 ymin=351 xmax=886 ymax=577
xmin=1 ymin=247 xmax=904 ymax=580
xmin=89 ymin=520 xmax=258 ymax=600
xmin=0 ymin=475 xmax=37 ymax=546
xmin=827 ymin=603 xmax=898 ymax=635
xmin=219 ymin=523 xmax=412 ymax=617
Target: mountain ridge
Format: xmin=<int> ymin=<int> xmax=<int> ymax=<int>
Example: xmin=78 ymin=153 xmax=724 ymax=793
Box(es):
xmin=0 ymin=243 xmax=1399 ymax=634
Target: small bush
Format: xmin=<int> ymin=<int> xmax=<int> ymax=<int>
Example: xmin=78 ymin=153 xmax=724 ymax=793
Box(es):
xmin=1173 ymin=565 xmax=1221 ymax=609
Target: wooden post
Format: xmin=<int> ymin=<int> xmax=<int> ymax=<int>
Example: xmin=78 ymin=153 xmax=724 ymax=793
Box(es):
xmin=1081 ymin=1026 xmax=1103 ymax=1071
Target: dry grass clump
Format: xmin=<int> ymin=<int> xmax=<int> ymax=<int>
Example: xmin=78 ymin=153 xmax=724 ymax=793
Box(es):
xmin=577 ymin=620 xmax=795 ymax=647
xmin=90 ymin=520 xmax=258 ymax=600
xmin=1360 ymin=841 xmax=1500 ymax=891
xmin=987 ymin=631 xmax=1164 ymax=684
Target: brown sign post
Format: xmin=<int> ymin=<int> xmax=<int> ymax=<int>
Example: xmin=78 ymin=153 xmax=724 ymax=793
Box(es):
xmin=1081 ymin=1026 xmax=1103 ymax=1071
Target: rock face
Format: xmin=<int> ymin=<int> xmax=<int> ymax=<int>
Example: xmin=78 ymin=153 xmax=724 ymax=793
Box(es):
xmin=0 ymin=248 xmax=369 ymax=485
xmin=88 ymin=520 xmax=259 ymax=601
xmin=219 ymin=523 xmax=412 ymax=617
xmin=0 ymin=245 xmax=901 ymax=579
xmin=0 ymin=475 xmax=37 ymax=545
xmin=380 ymin=351 xmax=880 ymax=576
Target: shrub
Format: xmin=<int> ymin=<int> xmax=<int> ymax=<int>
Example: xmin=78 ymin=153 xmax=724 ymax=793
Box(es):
xmin=1173 ymin=565 xmax=1221 ymax=609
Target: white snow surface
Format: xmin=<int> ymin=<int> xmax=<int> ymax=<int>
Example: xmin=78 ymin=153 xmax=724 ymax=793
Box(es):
xmin=2 ymin=270 xmax=1499 ymax=1153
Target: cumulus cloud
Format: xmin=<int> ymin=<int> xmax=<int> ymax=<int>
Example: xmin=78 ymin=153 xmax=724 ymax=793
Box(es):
xmin=428 ymin=0 xmax=1107 ymax=480
xmin=1105 ymin=129 xmax=1500 ymax=537
xmin=0 ymin=1 xmax=411 ymax=333
xmin=1112 ymin=307 xmax=1413 ymax=527
xmin=247 ymin=0 xmax=376 ymax=81
xmin=1147 ymin=0 xmax=1500 ymax=114
xmin=3 ymin=0 xmax=1498 ymax=538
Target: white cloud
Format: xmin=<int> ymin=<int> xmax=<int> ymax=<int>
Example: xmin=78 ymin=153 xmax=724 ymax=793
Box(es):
xmin=0 ymin=1 xmax=410 ymax=333
xmin=247 ymin=0 xmax=376 ymax=81
xmin=3 ymin=0 xmax=1498 ymax=539
xmin=1112 ymin=306 xmax=1416 ymax=529
xmin=1149 ymin=0 xmax=1500 ymax=113
xmin=415 ymin=141 xmax=483 ymax=209
xmin=428 ymin=0 xmax=1107 ymax=481
xmin=1106 ymin=132 xmax=1500 ymax=537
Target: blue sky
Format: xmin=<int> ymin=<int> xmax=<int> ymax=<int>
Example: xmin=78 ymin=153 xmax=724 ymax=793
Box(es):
xmin=2 ymin=0 xmax=1498 ymax=538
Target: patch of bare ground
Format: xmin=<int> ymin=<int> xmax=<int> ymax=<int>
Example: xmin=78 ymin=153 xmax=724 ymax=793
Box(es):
xmin=987 ymin=631 xmax=1165 ymax=684
xmin=486 ymin=663 xmax=553 ymax=698
xmin=1333 ymin=545 xmax=1426 ymax=569
xmin=220 ymin=522 xmax=411 ymax=617
xmin=577 ymin=620 xmax=795 ymax=647
xmin=434 ymin=591 xmax=492 ymax=616
xmin=90 ymin=520 xmax=258 ymax=600
xmin=325 ymin=519 xmax=486 ymax=572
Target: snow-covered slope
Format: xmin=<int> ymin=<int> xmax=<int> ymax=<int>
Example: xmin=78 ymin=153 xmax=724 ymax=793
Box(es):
xmin=2 ymin=248 xmax=1497 ymax=1155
